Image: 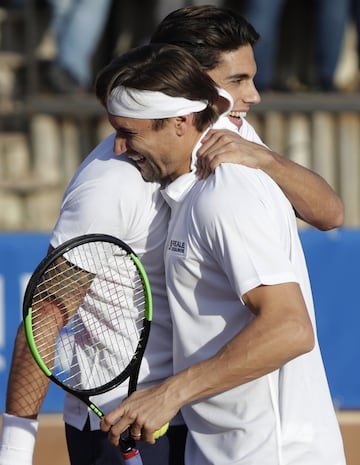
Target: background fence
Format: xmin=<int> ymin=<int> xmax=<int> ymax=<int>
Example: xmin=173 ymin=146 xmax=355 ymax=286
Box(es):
xmin=1 ymin=92 xmax=360 ymax=230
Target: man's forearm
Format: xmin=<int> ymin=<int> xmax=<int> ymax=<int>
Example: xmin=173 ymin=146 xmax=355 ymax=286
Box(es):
xmin=0 ymin=325 xmax=49 ymax=465
xmin=262 ymin=150 xmax=344 ymax=230
xmin=5 ymin=325 xmax=50 ymax=418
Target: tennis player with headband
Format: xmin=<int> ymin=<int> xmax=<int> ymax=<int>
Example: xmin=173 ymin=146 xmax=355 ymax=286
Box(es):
xmin=98 ymin=42 xmax=346 ymax=465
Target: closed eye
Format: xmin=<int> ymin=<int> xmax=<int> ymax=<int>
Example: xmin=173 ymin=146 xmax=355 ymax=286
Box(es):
xmin=115 ymin=127 xmax=137 ymax=140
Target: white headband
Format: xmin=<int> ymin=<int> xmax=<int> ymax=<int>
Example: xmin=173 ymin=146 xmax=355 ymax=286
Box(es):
xmin=107 ymin=86 xmax=208 ymax=119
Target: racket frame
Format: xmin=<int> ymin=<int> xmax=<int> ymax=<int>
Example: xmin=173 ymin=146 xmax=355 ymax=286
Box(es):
xmin=23 ymin=233 xmax=152 ymax=419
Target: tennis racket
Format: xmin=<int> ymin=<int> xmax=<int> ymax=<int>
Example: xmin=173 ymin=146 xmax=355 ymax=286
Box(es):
xmin=22 ymin=233 xmax=155 ymax=464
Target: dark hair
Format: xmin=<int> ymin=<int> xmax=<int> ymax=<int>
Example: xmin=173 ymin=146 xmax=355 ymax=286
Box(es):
xmin=150 ymin=5 xmax=259 ymax=71
xmin=95 ymin=43 xmax=221 ymax=131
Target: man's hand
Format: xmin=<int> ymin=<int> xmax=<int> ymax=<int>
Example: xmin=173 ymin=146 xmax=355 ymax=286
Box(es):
xmin=100 ymin=383 xmax=181 ymax=445
xmin=196 ymin=129 xmax=269 ymax=179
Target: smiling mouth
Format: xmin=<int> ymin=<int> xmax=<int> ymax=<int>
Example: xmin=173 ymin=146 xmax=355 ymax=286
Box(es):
xmin=229 ymin=111 xmax=247 ymax=118
xmin=128 ymin=154 xmax=146 ymax=164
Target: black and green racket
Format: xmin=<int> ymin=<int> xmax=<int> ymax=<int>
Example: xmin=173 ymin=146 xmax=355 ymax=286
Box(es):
xmin=22 ymin=233 xmax=154 ymax=463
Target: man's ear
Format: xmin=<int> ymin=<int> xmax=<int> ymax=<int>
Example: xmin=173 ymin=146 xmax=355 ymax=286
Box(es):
xmin=174 ymin=115 xmax=193 ymax=135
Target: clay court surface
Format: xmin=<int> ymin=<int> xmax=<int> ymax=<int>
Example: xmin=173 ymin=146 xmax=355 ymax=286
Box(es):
xmin=1 ymin=412 xmax=360 ymax=465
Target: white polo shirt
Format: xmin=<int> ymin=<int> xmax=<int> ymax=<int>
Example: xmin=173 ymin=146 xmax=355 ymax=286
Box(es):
xmin=48 ymin=118 xmax=263 ymax=431
xmin=162 ymin=117 xmax=346 ymax=465
xmin=50 ymin=133 xmax=173 ymax=430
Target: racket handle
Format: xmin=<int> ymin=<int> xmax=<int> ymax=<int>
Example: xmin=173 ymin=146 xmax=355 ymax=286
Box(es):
xmin=120 ymin=436 xmax=143 ymax=465
xmin=121 ymin=448 xmax=143 ymax=465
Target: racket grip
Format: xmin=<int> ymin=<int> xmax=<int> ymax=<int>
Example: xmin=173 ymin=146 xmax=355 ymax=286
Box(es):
xmin=121 ymin=448 xmax=143 ymax=465
xmin=120 ymin=436 xmax=143 ymax=465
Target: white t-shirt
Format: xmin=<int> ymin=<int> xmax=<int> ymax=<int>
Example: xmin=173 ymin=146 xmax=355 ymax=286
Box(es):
xmin=162 ymin=117 xmax=346 ymax=465
xmin=50 ymin=133 xmax=173 ymax=430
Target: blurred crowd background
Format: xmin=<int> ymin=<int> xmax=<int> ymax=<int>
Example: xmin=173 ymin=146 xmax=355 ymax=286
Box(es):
xmin=1 ymin=0 xmax=360 ymax=232
xmin=1 ymin=0 xmax=360 ymax=101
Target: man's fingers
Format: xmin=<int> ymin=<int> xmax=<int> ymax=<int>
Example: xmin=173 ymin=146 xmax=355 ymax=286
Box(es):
xmin=100 ymin=416 xmax=112 ymax=432
xmin=130 ymin=427 xmax=142 ymax=440
xmin=196 ymin=158 xmax=212 ymax=179
xmin=107 ymin=425 xmax=121 ymax=447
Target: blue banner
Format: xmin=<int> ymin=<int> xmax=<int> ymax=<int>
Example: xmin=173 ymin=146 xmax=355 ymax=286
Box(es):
xmin=0 ymin=232 xmax=64 ymax=412
xmin=0 ymin=229 xmax=359 ymax=413
xmin=300 ymin=228 xmax=360 ymax=409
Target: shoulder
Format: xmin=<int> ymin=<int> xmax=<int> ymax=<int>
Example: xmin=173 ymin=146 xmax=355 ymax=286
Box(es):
xmin=66 ymin=135 xmax=155 ymax=200
xmin=57 ymin=136 xmax=163 ymax=232
xmin=194 ymin=164 xmax=288 ymax=223
xmin=200 ymin=163 xmax=271 ymax=201
xmin=189 ymin=166 xmax=295 ymax=260
xmin=73 ymin=134 xmax=141 ymax=184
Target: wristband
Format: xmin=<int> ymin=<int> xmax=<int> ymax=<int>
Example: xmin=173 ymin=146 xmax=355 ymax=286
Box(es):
xmin=0 ymin=413 xmax=38 ymax=465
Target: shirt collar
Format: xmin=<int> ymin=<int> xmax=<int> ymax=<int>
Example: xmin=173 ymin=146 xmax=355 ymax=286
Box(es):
xmin=161 ymin=114 xmax=238 ymax=207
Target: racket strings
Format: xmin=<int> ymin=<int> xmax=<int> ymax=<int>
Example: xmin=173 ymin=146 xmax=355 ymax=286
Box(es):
xmin=30 ymin=240 xmax=147 ymax=392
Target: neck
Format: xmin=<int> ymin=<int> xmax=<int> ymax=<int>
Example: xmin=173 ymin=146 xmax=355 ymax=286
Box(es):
xmin=170 ymin=129 xmax=204 ymax=181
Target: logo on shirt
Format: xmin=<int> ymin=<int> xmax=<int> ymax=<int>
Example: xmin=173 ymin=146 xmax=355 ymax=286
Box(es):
xmin=168 ymin=239 xmax=186 ymax=255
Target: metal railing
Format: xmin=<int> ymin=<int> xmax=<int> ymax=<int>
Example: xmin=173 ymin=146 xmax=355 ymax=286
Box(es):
xmin=0 ymin=92 xmax=360 ymax=230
